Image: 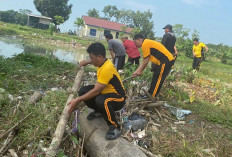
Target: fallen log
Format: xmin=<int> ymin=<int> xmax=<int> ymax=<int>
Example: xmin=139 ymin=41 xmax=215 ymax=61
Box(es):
xmin=77 ymin=109 xmax=147 ymax=157
xmin=45 ymin=67 xmax=84 ymax=157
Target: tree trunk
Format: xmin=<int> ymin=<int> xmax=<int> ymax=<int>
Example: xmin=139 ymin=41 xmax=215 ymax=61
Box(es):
xmin=77 ymin=109 xmax=147 ymax=157
xmin=46 ymin=67 xmax=84 ymax=157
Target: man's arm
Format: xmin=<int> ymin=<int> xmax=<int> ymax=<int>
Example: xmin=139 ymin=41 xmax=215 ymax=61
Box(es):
xmin=204 ymin=45 xmax=209 ymax=52
xmin=174 ymin=45 xmax=178 ymax=56
xmin=67 ymin=83 xmax=106 ymax=113
xmin=132 ymin=56 xmax=150 ymax=77
xmin=79 ymin=60 xmax=92 ymax=66
xmin=109 ymin=49 xmax=115 ymax=61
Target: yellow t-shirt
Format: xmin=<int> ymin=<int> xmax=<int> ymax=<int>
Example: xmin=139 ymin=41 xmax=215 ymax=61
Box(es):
xmin=97 ymin=59 xmax=125 ymax=96
xmin=193 ymin=42 xmax=206 ymax=58
xmin=141 ymin=39 xmax=174 ymax=65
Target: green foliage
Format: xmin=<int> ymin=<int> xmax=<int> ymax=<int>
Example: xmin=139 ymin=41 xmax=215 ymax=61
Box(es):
xmin=173 ymin=24 xmax=190 ymax=39
xmin=87 ymin=8 xmax=100 ymax=18
xmin=0 ymin=53 xmax=76 ymax=94
xmin=54 ymin=15 xmax=65 ymax=26
xmin=87 ymin=6 xmax=155 ymax=39
xmin=49 ymin=23 xmax=56 ymax=35
xmin=0 ymin=10 xmax=28 ymax=25
xmin=74 ymin=17 xmax=84 ymax=28
xmin=33 ymin=0 xmax=72 ymax=25
xmin=102 ymin=5 xmax=119 ymax=21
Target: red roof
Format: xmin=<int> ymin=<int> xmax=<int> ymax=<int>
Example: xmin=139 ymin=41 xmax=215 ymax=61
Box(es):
xmin=82 ymin=16 xmax=133 ymax=33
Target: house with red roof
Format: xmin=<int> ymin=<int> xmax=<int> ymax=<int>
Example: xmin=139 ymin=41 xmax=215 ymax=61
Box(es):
xmin=80 ymin=16 xmax=133 ymax=40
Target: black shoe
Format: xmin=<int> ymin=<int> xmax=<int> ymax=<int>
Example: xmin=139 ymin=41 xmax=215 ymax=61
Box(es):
xmin=105 ymin=125 xmax=121 ymax=140
xmin=87 ymin=111 xmax=102 ymax=121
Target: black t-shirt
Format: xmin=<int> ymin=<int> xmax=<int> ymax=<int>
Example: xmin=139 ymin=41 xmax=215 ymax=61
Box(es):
xmin=161 ymin=32 xmax=176 ymax=54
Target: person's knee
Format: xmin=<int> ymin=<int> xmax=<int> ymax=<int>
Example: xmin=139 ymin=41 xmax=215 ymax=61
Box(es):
xmin=95 ymin=96 xmax=105 ymax=110
xmin=78 ymin=85 xmax=94 ymax=96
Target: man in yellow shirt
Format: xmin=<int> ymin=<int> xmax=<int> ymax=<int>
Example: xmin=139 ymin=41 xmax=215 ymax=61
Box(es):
xmin=132 ymin=34 xmax=175 ymax=98
xmin=192 ymin=38 xmax=208 ymax=70
xmin=68 ymin=43 xmax=126 ymax=140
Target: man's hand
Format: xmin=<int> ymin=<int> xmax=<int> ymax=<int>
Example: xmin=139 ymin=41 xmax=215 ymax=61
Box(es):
xmin=132 ymin=69 xmax=142 ymax=77
xmin=67 ymin=98 xmax=81 ymax=114
xmin=79 ymin=60 xmax=92 ymax=66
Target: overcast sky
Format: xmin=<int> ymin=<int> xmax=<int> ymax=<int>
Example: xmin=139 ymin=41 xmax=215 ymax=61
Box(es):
xmin=0 ymin=0 xmax=231 ymax=46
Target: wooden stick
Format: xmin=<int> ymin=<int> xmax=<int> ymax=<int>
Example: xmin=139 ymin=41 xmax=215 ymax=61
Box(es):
xmin=80 ymin=133 xmax=85 ymax=157
xmin=142 ymin=89 xmax=163 ymax=121
xmin=0 ymin=113 xmax=32 ymax=139
xmin=8 ymin=149 xmax=19 ymax=157
xmin=46 ymin=67 xmax=84 ymax=157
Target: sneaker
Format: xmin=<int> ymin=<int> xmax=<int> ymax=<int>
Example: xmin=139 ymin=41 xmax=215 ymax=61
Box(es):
xmin=105 ymin=125 xmax=121 ymax=140
xmin=87 ymin=111 xmax=102 ymax=121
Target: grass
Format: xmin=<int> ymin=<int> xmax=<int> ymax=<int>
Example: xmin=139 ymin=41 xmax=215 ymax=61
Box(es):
xmin=0 ymin=53 xmax=78 ymax=153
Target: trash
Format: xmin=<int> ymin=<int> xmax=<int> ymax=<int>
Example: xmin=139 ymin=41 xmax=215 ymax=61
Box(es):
xmin=71 ymin=110 xmax=80 ymax=133
xmin=174 ymin=121 xmax=186 ymax=125
xmin=164 ymin=103 xmax=191 ymax=120
xmin=138 ymin=130 xmax=146 ymax=138
xmin=123 ymin=113 xmax=147 ymax=132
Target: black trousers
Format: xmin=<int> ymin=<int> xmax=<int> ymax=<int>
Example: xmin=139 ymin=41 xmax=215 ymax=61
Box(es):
xmin=78 ymin=85 xmax=125 ymax=127
xmin=149 ymin=60 xmax=174 ymax=97
xmin=113 ymin=56 xmax=125 ymax=71
xmin=128 ymin=56 xmax=140 ymax=65
xmin=192 ymin=57 xmax=202 ymax=70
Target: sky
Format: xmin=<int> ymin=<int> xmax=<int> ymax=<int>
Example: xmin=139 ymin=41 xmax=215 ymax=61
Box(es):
xmin=0 ymin=0 xmax=232 ymax=46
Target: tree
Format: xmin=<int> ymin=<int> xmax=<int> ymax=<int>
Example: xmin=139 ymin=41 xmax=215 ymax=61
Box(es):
xmin=0 ymin=10 xmax=27 ymax=25
xmin=192 ymin=28 xmax=200 ymax=40
xmin=102 ymin=5 xmax=119 ymax=21
xmin=19 ymin=9 xmax=32 ymax=15
xmin=173 ymin=24 xmax=190 ymax=39
xmin=33 ymin=0 xmax=72 ymax=26
xmin=54 ymin=15 xmax=64 ymax=30
xmin=87 ymin=9 xmax=100 ymax=18
xmin=74 ymin=17 xmax=84 ymax=36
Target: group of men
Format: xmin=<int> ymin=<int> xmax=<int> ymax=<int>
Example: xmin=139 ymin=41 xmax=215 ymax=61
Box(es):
xmin=67 ymin=24 xmax=208 ymax=140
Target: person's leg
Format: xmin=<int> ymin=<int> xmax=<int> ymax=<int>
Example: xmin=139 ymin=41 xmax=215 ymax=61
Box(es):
xmin=127 ymin=57 xmax=133 ymax=65
xmin=117 ymin=56 xmax=125 ymax=70
xmin=78 ymin=85 xmax=97 ymax=110
xmin=95 ymin=93 xmax=125 ymax=140
xmin=134 ymin=57 xmax=140 ymax=65
xmin=192 ymin=57 xmax=197 ymax=69
xmin=149 ymin=64 xmax=163 ymax=97
xmin=155 ymin=61 xmax=174 ymax=97
xmin=113 ymin=57 xmax=119 ymax=70
xmin=95 ymin=94 xmax=125 ymax=127
xmin=196 ymin=57 xmax=201 ymax=71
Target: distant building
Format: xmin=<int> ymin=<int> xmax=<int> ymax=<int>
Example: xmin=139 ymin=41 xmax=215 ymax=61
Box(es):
xmin=27 ymin=14 xmax=52 ymax=29
xmin=80 ymin=15 xmax=133 ymax=40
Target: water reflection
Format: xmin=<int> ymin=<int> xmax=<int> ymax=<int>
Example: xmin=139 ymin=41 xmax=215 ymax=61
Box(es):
xmin=0 ymin=36 xmax=89 ymax=64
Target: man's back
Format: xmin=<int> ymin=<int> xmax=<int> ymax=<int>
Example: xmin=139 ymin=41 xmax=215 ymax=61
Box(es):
xmin=161 ymin=32 xmax=176 ymax=54
xmin=108 ymin=39 xmax=126 ymax=56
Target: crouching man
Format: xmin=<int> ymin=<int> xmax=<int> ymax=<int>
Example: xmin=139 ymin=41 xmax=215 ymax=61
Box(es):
xmin=68 ymin=42 xmax=126 ymax=140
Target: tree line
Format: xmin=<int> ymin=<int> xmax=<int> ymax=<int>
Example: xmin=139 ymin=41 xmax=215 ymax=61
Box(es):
xmin=0 ymin=0 xmax=231 ymax=64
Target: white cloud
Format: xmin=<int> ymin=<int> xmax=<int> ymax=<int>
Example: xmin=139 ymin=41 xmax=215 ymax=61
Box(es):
xmin=180 ymin=0 xmax=219 ymax=7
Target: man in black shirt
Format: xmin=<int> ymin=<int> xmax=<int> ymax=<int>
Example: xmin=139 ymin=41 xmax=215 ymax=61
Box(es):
xmin=151 ymin=24 xmax=178 ymax=72
xmin=162 ymin=24 xmax=178 ymax=57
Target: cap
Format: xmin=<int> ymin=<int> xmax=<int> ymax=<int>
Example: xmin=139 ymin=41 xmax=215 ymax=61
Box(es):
xmin=163 ymin=24 xmax=172 ymax=30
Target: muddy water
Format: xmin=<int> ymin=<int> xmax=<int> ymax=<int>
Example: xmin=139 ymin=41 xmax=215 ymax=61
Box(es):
xmin=0 ymin=36 xmax=89 ymax=64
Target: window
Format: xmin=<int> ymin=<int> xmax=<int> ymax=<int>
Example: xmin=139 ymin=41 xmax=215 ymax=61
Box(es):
xmin=90 ymin=29 xmax=96 ymax=36
xmin=116 ymin=32 xmax=119 ymax=39
xmin=104 ymin=30 xmax=111 ymax=36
